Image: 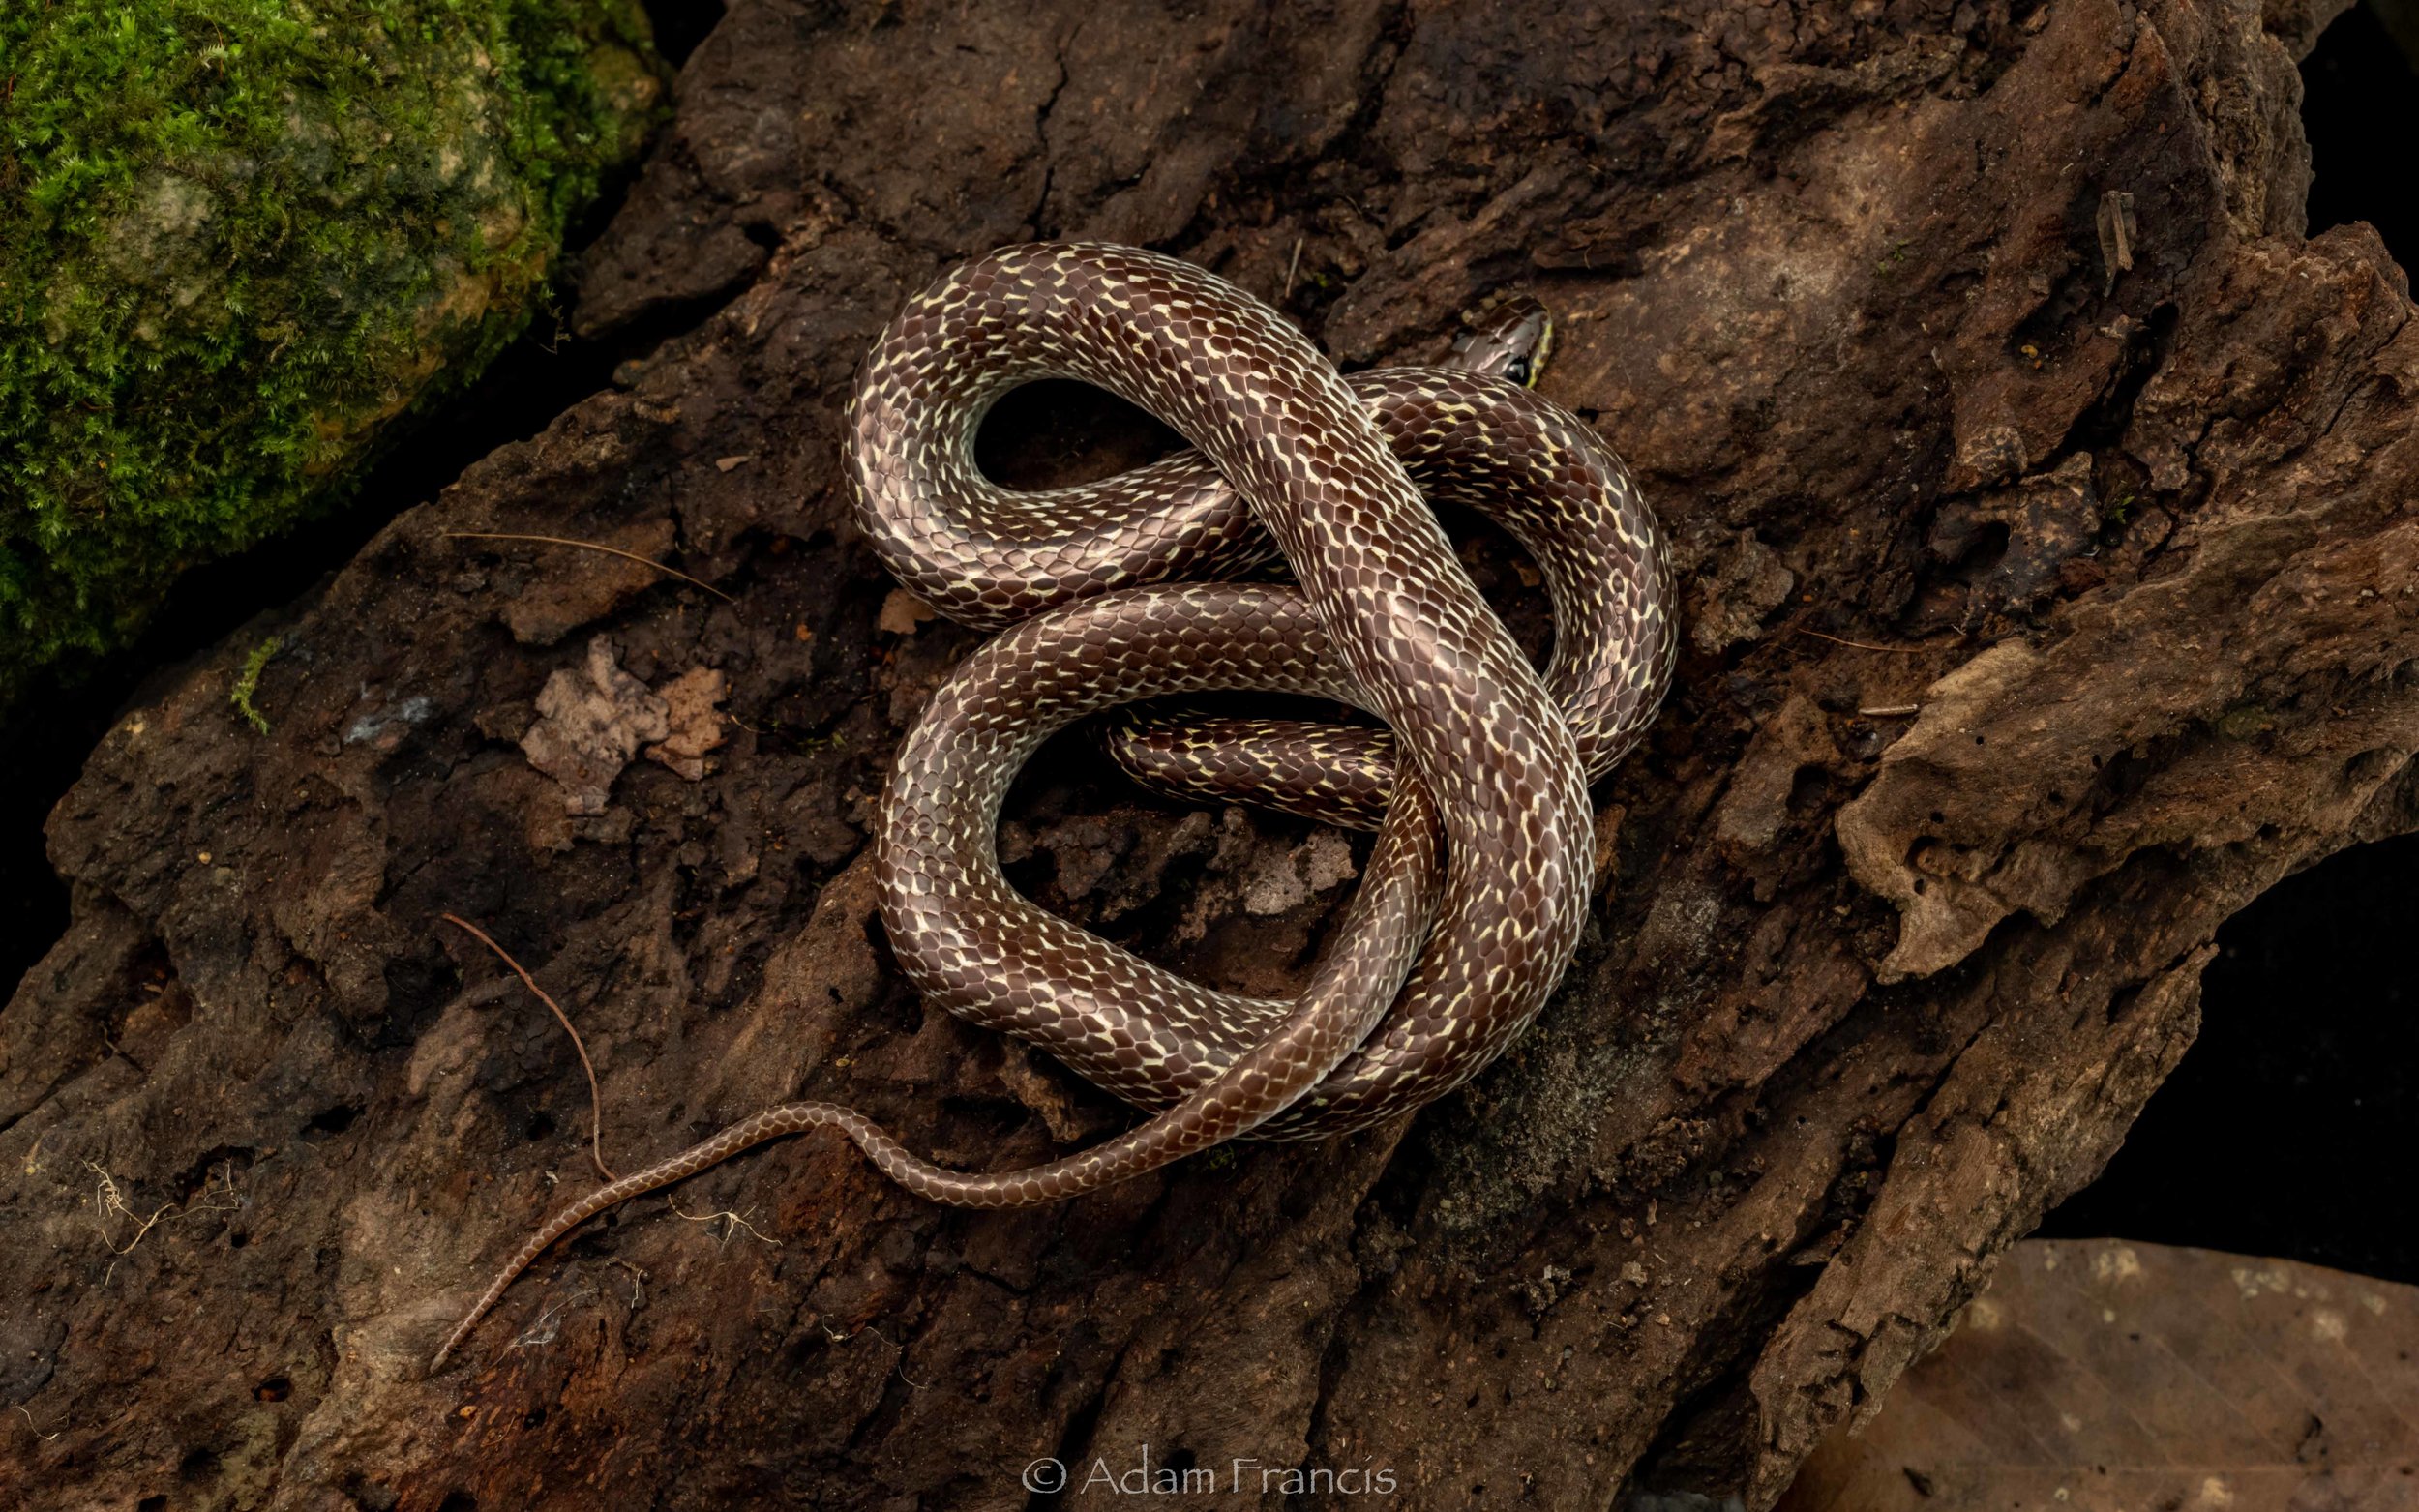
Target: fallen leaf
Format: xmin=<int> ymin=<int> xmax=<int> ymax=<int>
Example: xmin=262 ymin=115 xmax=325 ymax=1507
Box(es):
xmin=645 ymin=666 xmax=729 ymax=781
xmin=520 ymin=637 xmax=670 ymax=815
xmin=1777 ymin=1239 xmax=2419 ymax=1512
xmin=878 ymin=588 xmax=936 ymax=636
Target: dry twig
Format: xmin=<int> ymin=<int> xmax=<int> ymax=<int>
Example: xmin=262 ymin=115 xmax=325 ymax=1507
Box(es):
xmin=1791 ymin=626 xmax=1938 ymax=655
xmin=439 ymin=913 xmax=617 ymax=1181
xmin=440 ymin=531 xmax=736 ymax=605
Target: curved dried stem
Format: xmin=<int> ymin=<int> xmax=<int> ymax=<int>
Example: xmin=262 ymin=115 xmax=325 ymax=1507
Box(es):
xmin=438 ymin=913 xmax=617 ymax=1182
xmin=440 ymin=531 xmax=737 ymax=605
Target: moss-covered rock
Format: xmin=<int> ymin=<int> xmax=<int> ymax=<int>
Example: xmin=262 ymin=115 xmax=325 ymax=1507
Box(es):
xmin=0 ymin=0 xmax=663 ymax=699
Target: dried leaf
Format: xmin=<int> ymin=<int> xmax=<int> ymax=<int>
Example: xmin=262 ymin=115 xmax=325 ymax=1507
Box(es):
xmin=644 ymin=666 xmax=729 ymax=781
xmin=519 ymin=637 xmax=670 ymax=815
xmin=878 ymin=588 xmax=937 ymax=636
xmin=1778 ymin=1239 xmax=2419 ymax=1512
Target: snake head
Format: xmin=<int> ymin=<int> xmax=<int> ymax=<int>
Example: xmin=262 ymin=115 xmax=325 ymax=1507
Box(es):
xmin=1450 ymin=295 xmax=1554 ymax=387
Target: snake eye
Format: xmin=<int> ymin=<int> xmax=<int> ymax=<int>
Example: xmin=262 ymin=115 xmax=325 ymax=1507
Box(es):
xmin=1502 ymin=356 xmax=1531 ymax=386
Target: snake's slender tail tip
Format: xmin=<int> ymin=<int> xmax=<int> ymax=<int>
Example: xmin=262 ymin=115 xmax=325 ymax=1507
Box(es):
xmin=422 ymin=1106 xmax=839 ymax=1375
xmin=428 ymin=1316 xmax=473 ymax=1377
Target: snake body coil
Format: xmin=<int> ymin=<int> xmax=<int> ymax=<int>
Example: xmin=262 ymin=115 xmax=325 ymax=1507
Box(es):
xmin=431 ymin=242 xmax=1672 ymax=1372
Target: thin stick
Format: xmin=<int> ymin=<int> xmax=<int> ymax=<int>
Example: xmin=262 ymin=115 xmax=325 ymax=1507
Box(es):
xmin=440 ymin=914 xmax=617 ymax=1182
xmin=1791 ymin=626 xmax=1936 ymax=655
xmin=440 ymin=531 xmax=736 ymax=605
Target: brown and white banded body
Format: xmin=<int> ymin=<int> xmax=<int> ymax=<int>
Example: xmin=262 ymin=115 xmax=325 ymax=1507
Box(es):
xmin=429 ymin=242 xmax=1673 ymax=1373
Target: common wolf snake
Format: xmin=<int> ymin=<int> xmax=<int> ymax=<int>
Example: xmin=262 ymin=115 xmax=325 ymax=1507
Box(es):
xmin=432 ymin=243 xmax=1672 ymax=1371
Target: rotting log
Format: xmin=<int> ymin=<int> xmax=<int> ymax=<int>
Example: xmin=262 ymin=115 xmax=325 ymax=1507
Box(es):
xmin=4 ymin=1 xmax=2412 ymax=1506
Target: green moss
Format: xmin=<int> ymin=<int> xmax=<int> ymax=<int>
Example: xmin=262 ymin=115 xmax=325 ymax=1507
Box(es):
xmin=230 ymin=633 xmax=278 ymax=731
xmin=0 ymin=0 xmax=663 ymax=700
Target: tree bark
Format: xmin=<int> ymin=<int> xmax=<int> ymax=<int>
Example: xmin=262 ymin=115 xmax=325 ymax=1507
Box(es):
xmin=3 ymin=0 xmax=2408 ymax=1506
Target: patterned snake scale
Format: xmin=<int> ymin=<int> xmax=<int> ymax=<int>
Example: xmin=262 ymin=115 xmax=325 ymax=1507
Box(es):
xmin=431 ymin=243 xmax=1673 ymax=1372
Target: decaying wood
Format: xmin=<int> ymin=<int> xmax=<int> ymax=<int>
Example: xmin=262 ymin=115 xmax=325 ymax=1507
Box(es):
xmin=3 ymin=0 xmax=2411 ymax=1506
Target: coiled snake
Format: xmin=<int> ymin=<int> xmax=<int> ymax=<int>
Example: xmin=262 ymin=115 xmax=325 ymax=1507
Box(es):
xmin=431 ymin=242 xmax=1673 ymax=1371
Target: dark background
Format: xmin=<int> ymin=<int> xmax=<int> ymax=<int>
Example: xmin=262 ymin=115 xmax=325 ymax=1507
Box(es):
xmin=3 ymin=0 xmax=2413 ymax=1282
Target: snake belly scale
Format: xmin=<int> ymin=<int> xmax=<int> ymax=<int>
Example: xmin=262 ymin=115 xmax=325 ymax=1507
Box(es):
xmin=429 ymin=242 xmax=1673 ymax=1372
